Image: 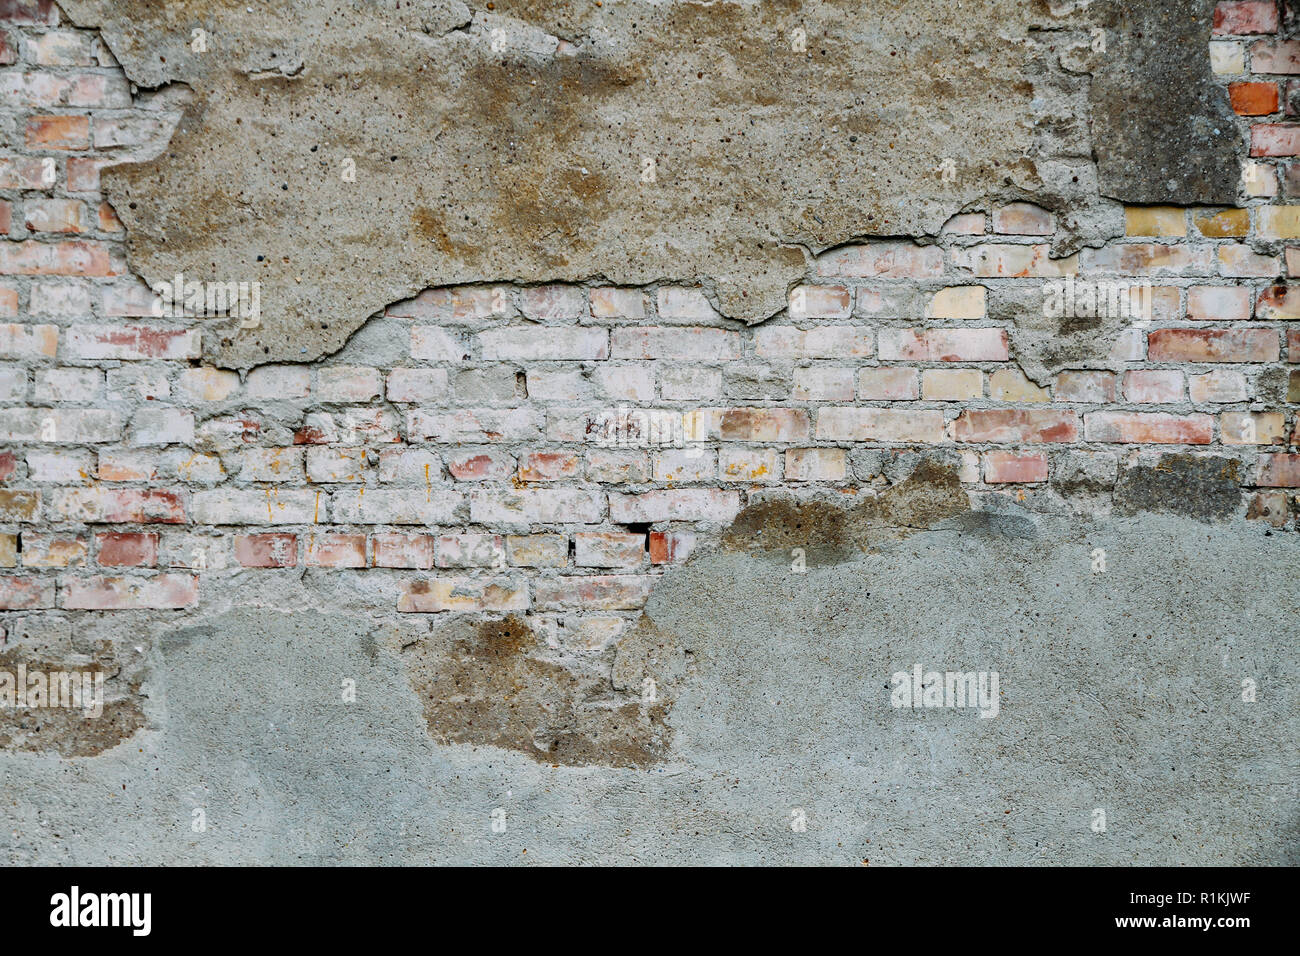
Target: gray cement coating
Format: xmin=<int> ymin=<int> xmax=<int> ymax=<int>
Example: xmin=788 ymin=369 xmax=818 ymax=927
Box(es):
xmin=58 ymin=0 xmax=1235 ymax=368
xmin=4 ymin=506 xmax=1294 ymax=865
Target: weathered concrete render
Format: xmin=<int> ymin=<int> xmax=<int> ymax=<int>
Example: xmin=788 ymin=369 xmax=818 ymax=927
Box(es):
xmin=58 ymin=0 xmax=1235 ymax=367
xmin=2 ymin=0 xmax=1294 ymax=867
xmin=2 ymin=496 xmax=1295 ymax=864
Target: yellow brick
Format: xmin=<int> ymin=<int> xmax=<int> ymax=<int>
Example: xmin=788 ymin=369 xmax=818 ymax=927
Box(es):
xmin=0 ymin=534 xmax=16 ymax=568
xmin=1258 ymin=206 xmax=1300 ymax=239
xmin=926 ymin=285 xmax=986 ymax=319
xmin=1242 ymin=161 xmax=1277 ymax=198
xmin=921 ymin=368 xmax=982 ymax=401
xmin=1124 ymin=206 xmax=1187 ymax=237
xmin=1221 ymin=412 xmax=1286 ymax=446
xmin=1192 ymin=208 xmax=1249 ymax=238
xmin=1209 ymin=41 xmax=1244 ymax=75
xmin=989 ymin=368 xmax=1049 ymax=403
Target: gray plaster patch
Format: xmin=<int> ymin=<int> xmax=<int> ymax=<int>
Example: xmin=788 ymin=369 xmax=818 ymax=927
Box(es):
xmin=58 ymin=0 xmax=1235 ymax=368
xmin=2 ymin=510 xmax=1294 ymax=864
xmin=1114 ymin=453 xmax=1245 ymax=521
xmin=1087 ymin=1 xmax=1239 ymax=204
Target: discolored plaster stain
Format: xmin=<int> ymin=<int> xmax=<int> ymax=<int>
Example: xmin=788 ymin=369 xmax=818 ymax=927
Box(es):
xmin=0 ymin=642 xmax=145 ymax=758
xmin=403 ymin=614 xmax=671 ymax=768
xmin=400 ymin=462 xmax=969 ymax=768
xmin=1115 ymin=454 xmax=1245 ymax=522
xmin=722 ymin=459 xmax=970 ymax=564
xmin=56 ymin=0 xmax=1235 ymax=368
xmin=1086 ymin=1 xmax=1240 ymax=205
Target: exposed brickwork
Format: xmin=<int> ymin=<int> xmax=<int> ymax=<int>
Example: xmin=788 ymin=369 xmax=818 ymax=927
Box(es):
xmin=1 ymin=4 xmax=1298 ymax=642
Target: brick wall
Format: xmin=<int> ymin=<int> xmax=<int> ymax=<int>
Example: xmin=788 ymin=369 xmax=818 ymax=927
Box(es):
xmin=1 ymin=0 xmax=1298 ymax=649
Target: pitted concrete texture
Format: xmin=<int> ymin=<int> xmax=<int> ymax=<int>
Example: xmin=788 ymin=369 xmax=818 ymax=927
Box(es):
xmin=57 ymin=0 xmax=1235 ymax=367
xmin=3 ymin=506 xmax=1294 ymax=865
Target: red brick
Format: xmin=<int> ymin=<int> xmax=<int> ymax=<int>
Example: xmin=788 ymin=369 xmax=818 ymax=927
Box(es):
xmin=857 ymin=368 xmax=918 ymax=400
xmin=1289 ymin=329 xmax=1300 ymax=360
xmin=717 ymin=407 xmax=809 ymax=442
xmin=1214 ymin=1 xmax=1279 ymax=34
xmin=0 ymin=324 xmax=58 ymax=359
xmin=992 ymin=203 xmax=1053 ymax=235
xmin=1123 ymin=370 xmax=1184 ymax=403
xmin=0 ymin=240 xmax=112 ymax=276
xmin=0 ymin=576 xmax=54 ymax=610
xmin=23 ymin=197 xmax=85 ymax=233
xmin=1054 ymin=370 xmax=1117 ymax=403
xmin=574 ymin=531 xmax=644 ymax=568
xmin=608 ymin=489 xmax=739 ymax=523
xmin=754 ymin=326 xmax=873 ymax=359
xmin=1250 ymin=123 xmax=1300 ymax=154
xmin=1187 ymin=285 xmax=1253 ymax=321
xmin=235 ymin=533 xmax=298 ymax=568
xmin=521 ymin=284 xmax=584 ymax=320
xmin=0 ymin=451 xmax=15 ymax=481
xmin=590 ymin=286 xmax=646 ymax=319
xmin=815 ymin=407 xmax=944 ymax=442
xmin=785 ymin=447 xmax=846 ymax=482
xmin=518 ymin=451 xmax=581 ymax=482
xmin=51 ymin=489 xmax=185 ymax=524
xmin=1257 ymin=452 xmax=1300 ymax=486
xmin=0 ymin=1 xmax=58 ymax=24
xmin=94 ymin=202 xmax=120 ymax=234
xmin=815 ymin=241 xmax=944 ymax=278
xmin=398 ymin=576 xmax=528 ymax=613
xmin=983 ymin=451 xmax=1048 ymax=483
xmin=1251 ymin=38 xmax=1300 ymax=73
xmin=1231 ymin=81 xmax=1280 ymax=114
xmin=649 ymin=530 xmax=696 ymax=565
xmin=305 ymin=533 xmax=366 ymax=568
xmin=1256 ymin=284 xmax=1300 ymax=319
xmin=371 ymin=533 xmax=435 ymax=569
xmin=1084 ymin=412 xmax=1214 ymax=444
xmin=1079 ymin=243 xmax=1210 ymax=274
xmin=957 ymin=243 xmax=1077 ymax=277
xmin=534 ymin=575 xmax=654 ymax=611
xmin=1247 ymin=490 xmax=1289 ymax=525
xmin=407 ymin=408 xmax=537 ymax=444
xmin=65 ymin=324 xmax=199 ymax=359
xmin=292 ymin=423 xmax=330 ymax=445
xmin=387 ymin=286 xmax=503 ymax=321
xmin=95 ymin=532 xmax=158 ymax=567
xmin=787 ymin=284 xmax=852 ymax=319
xmin=878 ymin=328 xmax=1009 ymax=362
xmin=0 ymin=28 xmax=12 ymax=65
xmin=19 ymin=532 xmax=85 ymax=567
xmin=447 ymin=451 xmax=513 ymax=481
xmin=610 ymin=326 xmax=741 ymax=361
xmin=0 ymin=156 xmax=48 ymax=189
xmin=952 ymin=409 xmax=1078 ymax=443
xmin=25 ymin=115 xmax=89 ymax=150
xmin=65 ymin=157 xmax=102 ymax=191
xmin=1147 ymin=328 xmax=1278 ymax=362
xmin=60 ymin=574 xmax=199 ymax=610
xmin=434 ymin=533 xmax=504 ymax=568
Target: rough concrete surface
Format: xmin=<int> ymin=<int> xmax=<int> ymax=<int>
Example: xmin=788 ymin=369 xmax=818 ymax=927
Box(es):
xmin=3 ymin=501 xmax=1295 ymax=865
xmin=2 ymin=0 xmax=1295 ymax=868
xmin=56 ymin=0 xmax=1234 ymax=367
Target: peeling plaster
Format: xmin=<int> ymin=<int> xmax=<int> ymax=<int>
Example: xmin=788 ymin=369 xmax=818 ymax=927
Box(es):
xmin=59 ymin=0 xmax=1236 ymax=368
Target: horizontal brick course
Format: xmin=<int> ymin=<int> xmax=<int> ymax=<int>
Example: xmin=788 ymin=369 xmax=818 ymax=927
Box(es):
xmin=0 ymin=19 xmax=1295 ymax=624
xmin=1148 ymin=328 xmax=1278 ymax=362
